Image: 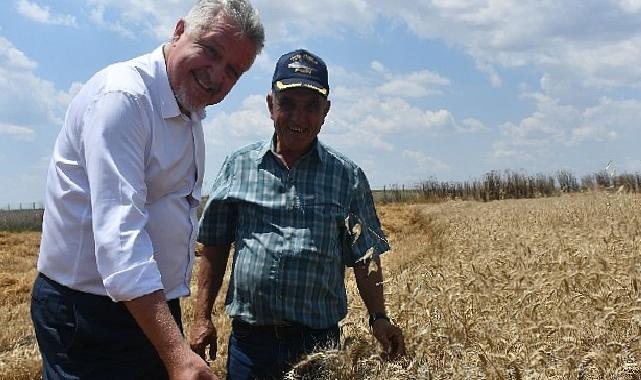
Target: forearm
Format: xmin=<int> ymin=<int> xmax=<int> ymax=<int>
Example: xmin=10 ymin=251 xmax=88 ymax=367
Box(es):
xmin=193 ymin=245 xmax=231 ymax=320
xmin=125 ymin=290 xmax=189 ymax=370
xmin=353 ymin=256 xmax=386 ymax=315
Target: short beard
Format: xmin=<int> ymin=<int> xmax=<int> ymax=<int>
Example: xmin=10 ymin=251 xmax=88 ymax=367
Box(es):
xmin=175 ymin=84 xmax=201 ymax=114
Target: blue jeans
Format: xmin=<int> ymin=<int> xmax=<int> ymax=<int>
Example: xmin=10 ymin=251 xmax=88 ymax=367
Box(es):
xmin=226 ymin=319 xmax=340 ymax=380
xmin=31 ymin=273 xmax=182 ymax=380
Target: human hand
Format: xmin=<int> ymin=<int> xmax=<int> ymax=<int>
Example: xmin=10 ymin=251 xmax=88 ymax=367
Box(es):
xmin=189 ymin=317 xmax=218 ymax=363
xmin=168 ymin=350 xmax=218 ymax=380
xmin=371 ymin=319 xmax=406 ymax=361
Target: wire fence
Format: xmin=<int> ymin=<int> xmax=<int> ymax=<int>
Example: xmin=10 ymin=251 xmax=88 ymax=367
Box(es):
xmin=2 ymin=169 xmax=639 ymax=231
xmin=0 ymin=202 xmax=44 ymax=211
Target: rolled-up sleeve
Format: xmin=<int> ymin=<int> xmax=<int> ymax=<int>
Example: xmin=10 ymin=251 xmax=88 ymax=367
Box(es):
xmin=198 ymin=156 xmax=237 ymax=246
xmin=82 ymin=90 xmax=162 ymax=301
xmin=343 ymin=168 xmax=390 ymax=267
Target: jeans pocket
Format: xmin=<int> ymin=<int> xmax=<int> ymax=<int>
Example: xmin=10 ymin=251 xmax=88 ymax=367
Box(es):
xmin=31 ymin=277 xmax=78 ymax=351
xmin=231 ymin=320 xmax=254 ymax=340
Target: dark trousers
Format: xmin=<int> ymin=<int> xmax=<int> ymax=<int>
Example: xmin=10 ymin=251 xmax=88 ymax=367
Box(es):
xmin=226 ymin=319 xmax=340 ymax=380
xmin=31 ymin=273 xmax=182 ymax=380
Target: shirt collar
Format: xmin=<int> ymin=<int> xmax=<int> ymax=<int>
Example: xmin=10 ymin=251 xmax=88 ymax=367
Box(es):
xmin=154 ymin=45 xmax=206 ymax=121
xmin=257 ymin=134 xmax=325 ymax=164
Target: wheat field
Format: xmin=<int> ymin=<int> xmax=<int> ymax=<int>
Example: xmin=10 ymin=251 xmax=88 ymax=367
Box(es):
xmin=1 ymin=192 xmax=640 ymax=379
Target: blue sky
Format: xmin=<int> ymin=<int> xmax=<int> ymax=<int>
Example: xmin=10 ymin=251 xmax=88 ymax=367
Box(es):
xmin=1 ymin=0 xmax=641 ymax=205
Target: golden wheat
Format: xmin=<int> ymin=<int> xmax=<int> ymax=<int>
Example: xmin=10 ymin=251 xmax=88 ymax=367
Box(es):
xmin=1 ymin=192 xmax=640 ymax=379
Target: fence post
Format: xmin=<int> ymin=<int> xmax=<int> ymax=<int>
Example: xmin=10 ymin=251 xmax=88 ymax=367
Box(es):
xmin=383 ymin=185 xmax=386 ymax=203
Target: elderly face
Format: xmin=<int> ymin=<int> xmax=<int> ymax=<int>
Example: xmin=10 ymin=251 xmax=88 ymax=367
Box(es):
xmin=267 ymin=88 xmax=331 ymax=159
xmin=165 ymin=13 xmax=256 ymax=113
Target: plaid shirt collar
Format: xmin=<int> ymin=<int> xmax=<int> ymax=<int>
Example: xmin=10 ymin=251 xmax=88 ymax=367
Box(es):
xmin=256 ymin=134 xmax=326 ymax=165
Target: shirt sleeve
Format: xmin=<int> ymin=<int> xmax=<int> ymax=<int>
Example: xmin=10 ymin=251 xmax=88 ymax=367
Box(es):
xmin=343 ymin=167 xmax=390 ymax=267
xmin=198 ymin=155 xmax=237 ymax=246
xmin=82 ymin=90 xmax=162 ymax=302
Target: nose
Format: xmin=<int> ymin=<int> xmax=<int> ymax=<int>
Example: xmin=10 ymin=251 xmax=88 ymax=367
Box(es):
xmin=206 ymin=64 xmax=225 ymax=90
xmin=290 ymin=107 xmax=306 ymax=124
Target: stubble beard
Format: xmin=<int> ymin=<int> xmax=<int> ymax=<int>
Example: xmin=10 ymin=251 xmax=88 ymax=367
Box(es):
xmin=175 ymin=84 xmax=201 ymax=114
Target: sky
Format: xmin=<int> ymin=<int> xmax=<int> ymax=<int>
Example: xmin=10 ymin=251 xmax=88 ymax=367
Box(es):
xmin=1 ymin=0 xmax=640 ymax=206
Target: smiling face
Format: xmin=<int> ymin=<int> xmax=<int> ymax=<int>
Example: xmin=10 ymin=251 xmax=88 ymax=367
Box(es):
xmin=165 ymin=13 xmax=257 ymax=113
xmin=267 ymin=87 xmax=331 ymax=164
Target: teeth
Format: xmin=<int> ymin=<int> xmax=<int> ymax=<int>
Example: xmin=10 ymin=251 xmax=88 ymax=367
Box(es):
xmin=289 ymin=127 xmax=303 ymax=133
xmin=193 ymin=72 xmax=217 ymax=94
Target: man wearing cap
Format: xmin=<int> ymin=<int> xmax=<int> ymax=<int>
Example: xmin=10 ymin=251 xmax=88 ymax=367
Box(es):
xmin=189 ymin=49 xmax=406 ymax=379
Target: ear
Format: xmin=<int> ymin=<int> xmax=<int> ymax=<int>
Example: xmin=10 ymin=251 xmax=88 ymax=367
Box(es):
xmin=266 ymin=93 xmax=275 ymax=121
xmin=320 ymin=99 xmax=331 ymax=125
xmin=172 ymin=19 xmax=186 ymax=43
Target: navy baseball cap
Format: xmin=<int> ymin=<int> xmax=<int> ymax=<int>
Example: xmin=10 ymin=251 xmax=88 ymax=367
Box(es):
xmin=272 ymin=49 xmax=329 ymax=97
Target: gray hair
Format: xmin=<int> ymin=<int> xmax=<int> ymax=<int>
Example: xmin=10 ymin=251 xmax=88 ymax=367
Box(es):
xmin=183 ymin=0 xmax=265 ymax=54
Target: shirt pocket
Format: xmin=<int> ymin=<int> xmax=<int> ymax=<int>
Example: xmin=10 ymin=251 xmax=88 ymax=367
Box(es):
xmin=301 ymin=197 xmax=347 ymax=258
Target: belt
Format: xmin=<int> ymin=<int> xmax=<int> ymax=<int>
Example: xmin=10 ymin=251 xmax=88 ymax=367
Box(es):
xmin=232 ymin=318 xmax=318 ymax=339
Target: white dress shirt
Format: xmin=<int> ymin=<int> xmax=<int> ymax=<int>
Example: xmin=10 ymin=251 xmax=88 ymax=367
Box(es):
xmin=38 ymin=46 xmax=205 ymax=302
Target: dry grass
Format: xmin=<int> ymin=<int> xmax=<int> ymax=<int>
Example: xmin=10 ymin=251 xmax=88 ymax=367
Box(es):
xmin=0 ymin=231 xmax=41 ymax=380
xmin=303 ymin=192 xmax=641 ymax=379
xmin=2 ymin=192 xmax=641 ymax=379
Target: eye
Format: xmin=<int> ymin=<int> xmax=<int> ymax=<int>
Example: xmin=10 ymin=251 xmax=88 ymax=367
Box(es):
xmin=305 ymin=101 xmax=322 ymax=113
xmin=227 ymin=66 xmax=241 ymax=80
xmin=199 ymin=43 xmax=219 ymax=59
xmin=277 ymin=100 xmax=295 ymax=112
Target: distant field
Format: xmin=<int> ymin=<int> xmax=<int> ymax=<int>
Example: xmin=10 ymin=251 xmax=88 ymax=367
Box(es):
xmin=0 ymin=210 xmax=43 ymax=232
xmin=1 ymin=192 xmax=640 ymax=379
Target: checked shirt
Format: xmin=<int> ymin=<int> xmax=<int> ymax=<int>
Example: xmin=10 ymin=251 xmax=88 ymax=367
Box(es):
xmin=198 ymin=137 xmax=390 ymax=328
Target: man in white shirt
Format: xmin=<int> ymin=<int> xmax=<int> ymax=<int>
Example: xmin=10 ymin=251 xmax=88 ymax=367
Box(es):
xmin=30 ymin=1 xmax=264 ymax=379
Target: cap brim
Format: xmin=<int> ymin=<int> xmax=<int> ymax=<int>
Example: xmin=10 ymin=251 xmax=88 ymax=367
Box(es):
xmin=273 ymin=79 xmax=328 ymax=96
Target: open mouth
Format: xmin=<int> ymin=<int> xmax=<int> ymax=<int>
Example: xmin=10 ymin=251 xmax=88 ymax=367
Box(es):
xmin=287 ymin=126 xmax=304 ymax=134
xmin=192 ymin=71 xmax=218 ymax=95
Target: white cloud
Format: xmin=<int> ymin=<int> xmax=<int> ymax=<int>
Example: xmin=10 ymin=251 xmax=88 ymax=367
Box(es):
xmin=203 ymin=95 xmax=272 ymax=149
xmin=493 ymin=91 xmax=641 ymax=162
xmin=569 ymin=97 xmax=641 ymax=144
xmin=377 ymin=70 xmax=450 ymax=98
xmin=78 ymin=0 xmax=374 ymax=42
xmin=0 ymin=123 xmax=36 ymax=141
xmin=475 ymin=59 xmax=502 ymax=87
xmin=0 ymin=36 xmax=37 ymax=70
xmin=402 ymin=150 xmax=450 ymax=173
xmin=16 ymin=0 xmax=77 ymax=27
xmin=490 ymin=141 xmax=534 ymax=161
xmin=340 ymin=95 xmax=455 ymax=134
xmin=459 ymin=118 xmax=487 ymax=133
xmin=0 ymin=36 xmax=75 ymax=135
xmin=315 ymin=63 xmax=462 ymax=140
xmin=81 ymin=0 xmax=368 ymax=43
xmin=323 ymin=126 xmax=395 ymax=153
xmin=370 ymin=60 xmax=385 ymax=73
xmin=569 ymin=126 xmax=618 ymax=145
xmin=618 ymin=0 xmax=641 ymax=13
xmin=72 ymin=1 xmax=641 ymax=95
xmin=367 ymin=1 xmax=641 ymax=93
xmin=251 ymin=0 xmax=376 ymax=42
xmin=88 ymin=3 xmax=136 ymax=39
xmin=372 ymin=61 xmax=450 ymax=98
